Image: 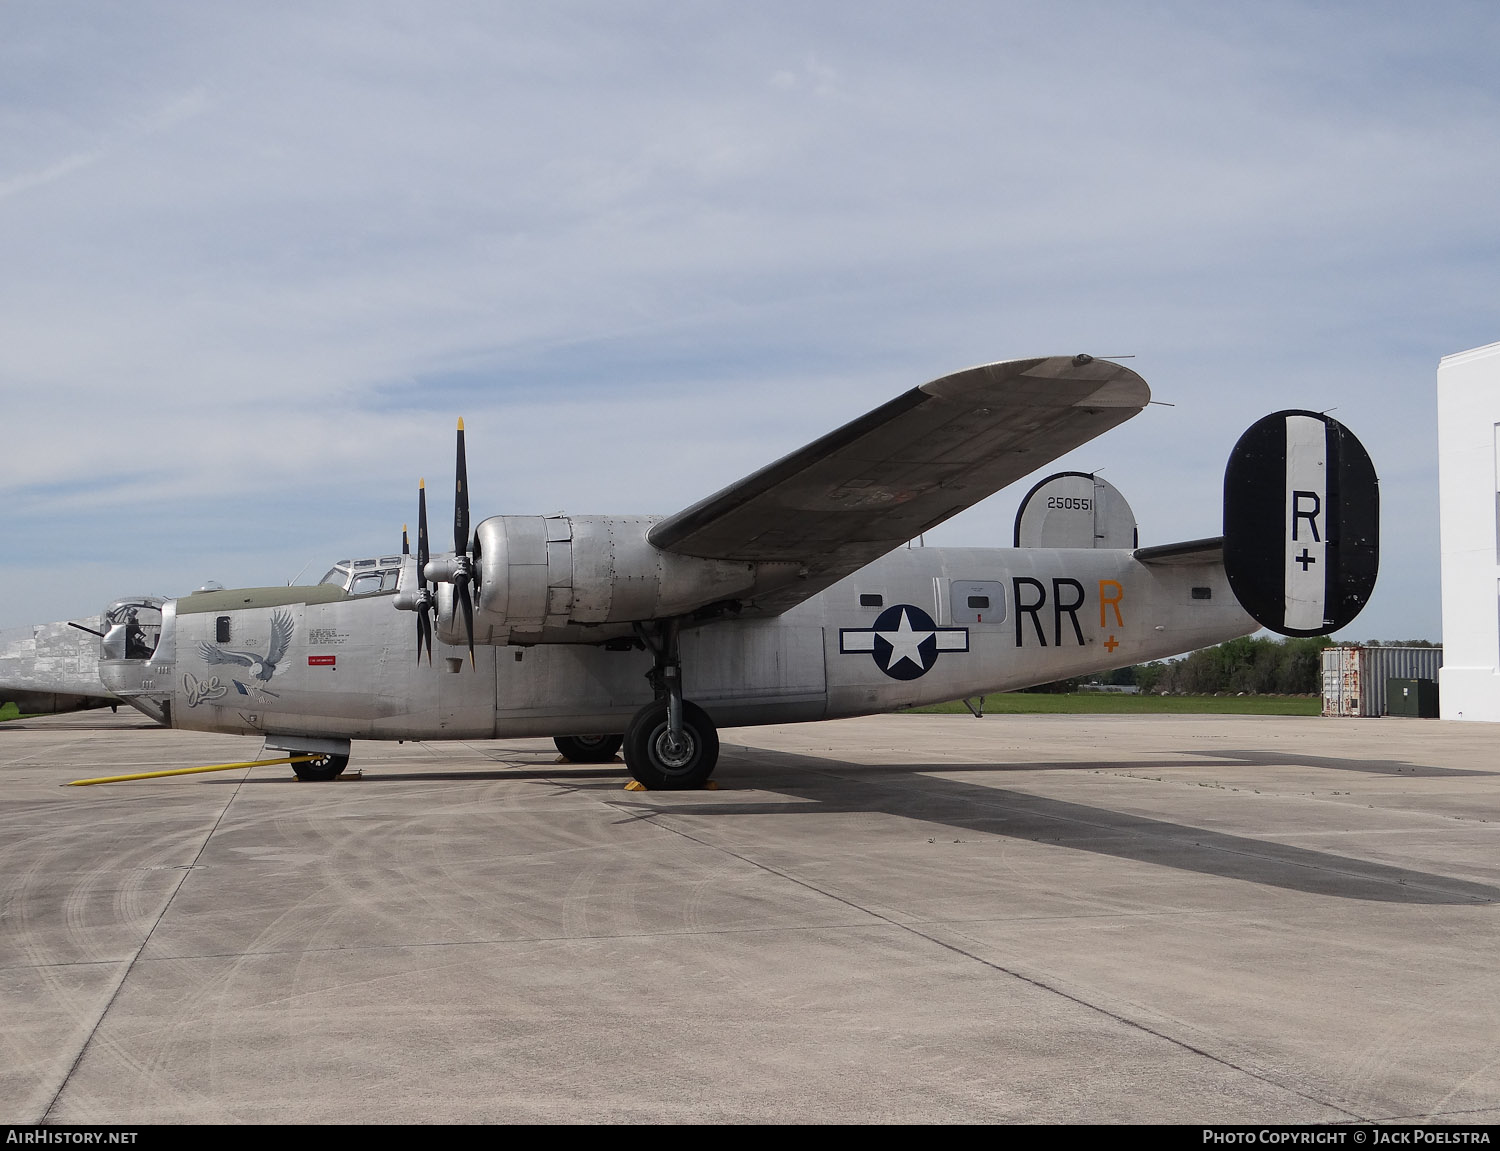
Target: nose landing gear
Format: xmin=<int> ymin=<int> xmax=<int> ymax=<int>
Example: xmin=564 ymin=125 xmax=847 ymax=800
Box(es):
xmin=265 ymin=736 xmax=352 ymax=782
xmin=291 ymin=751 xmax=350 ymax=781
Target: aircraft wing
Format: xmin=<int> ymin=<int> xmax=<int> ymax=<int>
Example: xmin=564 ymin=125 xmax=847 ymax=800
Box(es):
xmin=0 ymin=619 xmax=115 ymax=712
xmin=649 ymin=355 xmax=1150 ymax=614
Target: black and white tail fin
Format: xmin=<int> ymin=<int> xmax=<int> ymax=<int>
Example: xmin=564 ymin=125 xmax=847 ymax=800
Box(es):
xmin=1223 ymin=411 xmax=1379 ymax=637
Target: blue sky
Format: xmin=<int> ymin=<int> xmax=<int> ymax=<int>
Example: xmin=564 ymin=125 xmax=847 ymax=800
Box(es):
xmin=3 ymin=1 xmax=1497 ymax=639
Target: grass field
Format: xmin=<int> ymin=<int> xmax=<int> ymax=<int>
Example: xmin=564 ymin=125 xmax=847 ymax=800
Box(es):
xmin=0 ymin=702 xmax=22 ymax=721
xmin=909 ymin=693 xmax=1321 ymax=716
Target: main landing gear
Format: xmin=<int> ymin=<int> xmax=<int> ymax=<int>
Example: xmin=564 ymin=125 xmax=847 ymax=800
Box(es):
xmin=553 ymin=734 xmax=624 ymax=762
xmin=622 ymin=619 xmax=720 ymax=789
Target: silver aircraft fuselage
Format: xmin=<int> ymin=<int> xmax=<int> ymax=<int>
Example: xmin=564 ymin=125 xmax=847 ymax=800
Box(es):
xmin=99 ymin=546 xmax=1253 ymax=743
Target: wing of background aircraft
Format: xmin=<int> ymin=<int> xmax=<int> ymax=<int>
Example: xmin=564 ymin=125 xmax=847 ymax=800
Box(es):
xmin=648 ymin=355 xmax=1149 ymax=614
xmin=0 ymin=618 xmax=116 ymax=714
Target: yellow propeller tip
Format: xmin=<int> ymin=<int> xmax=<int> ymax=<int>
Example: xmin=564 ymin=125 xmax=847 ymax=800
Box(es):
xmin=457 ymin=417 xmax=464 ymax=432
xmin=419 ymin=477 xmax=425 ymax=488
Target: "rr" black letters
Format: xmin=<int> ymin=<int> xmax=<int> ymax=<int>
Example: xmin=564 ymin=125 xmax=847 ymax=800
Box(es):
xmin=1053 ymin=578 xmax=1085 ymax=646
xmin=1013 ymin=577 xmax=1047 ymax=647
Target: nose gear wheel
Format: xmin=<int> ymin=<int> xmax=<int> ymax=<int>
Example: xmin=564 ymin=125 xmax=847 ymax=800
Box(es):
xmin=292 ymin=751 xmax=349 ymax=782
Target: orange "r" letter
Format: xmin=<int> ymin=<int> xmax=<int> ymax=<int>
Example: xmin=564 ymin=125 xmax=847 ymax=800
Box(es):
xmin=1099 ymin=580 xmax=1124 ymax=628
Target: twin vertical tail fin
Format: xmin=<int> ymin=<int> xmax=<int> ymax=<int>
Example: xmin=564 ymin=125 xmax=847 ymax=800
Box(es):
xmin=1222 ymin=411 xmax=1380 ymax=637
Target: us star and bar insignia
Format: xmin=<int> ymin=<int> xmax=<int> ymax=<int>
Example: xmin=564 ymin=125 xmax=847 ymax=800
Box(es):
xmin=839 ymin=604 xmax=969 ymax=680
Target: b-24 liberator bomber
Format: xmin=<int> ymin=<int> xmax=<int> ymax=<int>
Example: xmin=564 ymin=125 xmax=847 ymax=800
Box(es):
xmin=65 ymin=355 xmax=1376 ymax=787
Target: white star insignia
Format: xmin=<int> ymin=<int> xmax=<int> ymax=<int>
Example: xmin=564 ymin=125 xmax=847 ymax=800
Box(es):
xmin=879 ymin=609 xmax=934 ymax=672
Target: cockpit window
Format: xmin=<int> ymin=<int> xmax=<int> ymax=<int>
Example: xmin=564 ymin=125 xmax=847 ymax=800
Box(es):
xmin=322 ymin=557 xmax=400 ymax=595
xmin=350 ymin=572 xmax=385 ymax=596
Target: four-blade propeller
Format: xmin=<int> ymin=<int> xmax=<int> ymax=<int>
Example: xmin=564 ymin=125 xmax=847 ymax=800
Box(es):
xmin=415 ymin=481 xmax=434 ymax=664
xmin=449 ymin=419 xmax=476 ymax=667
xmin=394 ymin=420 xmax=474 ymax=667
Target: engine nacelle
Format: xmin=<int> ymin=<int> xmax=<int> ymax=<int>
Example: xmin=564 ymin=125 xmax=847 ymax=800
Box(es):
xmin=458 ymin=515 xmax=762 ymax=643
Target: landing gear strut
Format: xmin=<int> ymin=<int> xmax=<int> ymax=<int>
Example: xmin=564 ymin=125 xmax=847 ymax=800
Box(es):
xmin=624 ymin=620 xmax=719 ymax=789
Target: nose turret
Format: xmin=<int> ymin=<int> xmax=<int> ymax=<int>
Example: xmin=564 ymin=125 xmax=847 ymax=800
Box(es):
xmin=97 ymin=596 xmax=174 ymax=726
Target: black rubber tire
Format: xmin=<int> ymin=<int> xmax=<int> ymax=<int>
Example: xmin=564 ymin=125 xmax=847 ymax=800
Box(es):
xmin=553 ymin=734 xmax=624 ymax=763
xmin=292 ymin=752 xmax=348 ymax=781
xmin=622 ymin=700 xmax=719 ymax=790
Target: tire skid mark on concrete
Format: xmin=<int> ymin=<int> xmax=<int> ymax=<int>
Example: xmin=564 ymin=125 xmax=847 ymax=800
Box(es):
xmin=35 ymin=771 xmax=254 ymax=1124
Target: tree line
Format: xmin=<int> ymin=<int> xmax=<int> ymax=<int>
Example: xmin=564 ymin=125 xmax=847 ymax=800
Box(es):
xmin=1129 ymin=636 xmax=1331 ymax=694
xmin=1027 ymin=636 xmax=1438 ymax=695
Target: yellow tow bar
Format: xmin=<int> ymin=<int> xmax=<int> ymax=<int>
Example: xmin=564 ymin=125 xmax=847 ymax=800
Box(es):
xmin=65 ymin=755 xmax=316 ymax=787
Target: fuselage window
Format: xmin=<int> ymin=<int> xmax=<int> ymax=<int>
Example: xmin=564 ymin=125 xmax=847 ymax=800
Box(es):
xmin=951 ymin=580 xmax=1007 ymax=625
xmin=859 ymin=593 xmax=884 ymax=608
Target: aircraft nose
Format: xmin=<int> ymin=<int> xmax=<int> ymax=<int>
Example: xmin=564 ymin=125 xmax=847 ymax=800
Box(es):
xmin=96 ymin=596 xmax=174 ymax=726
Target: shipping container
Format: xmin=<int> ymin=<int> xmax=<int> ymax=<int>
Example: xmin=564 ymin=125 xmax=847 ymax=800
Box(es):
xmin=1321 ymin=646 xmax=1445 ymax=717
xmin=1386 ymin=677 xmax=1440 ymax=718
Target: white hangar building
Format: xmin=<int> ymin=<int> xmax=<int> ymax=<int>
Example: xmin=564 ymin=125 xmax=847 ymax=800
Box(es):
xmin=1438 ymin=340 xmax=1500 ymax=721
